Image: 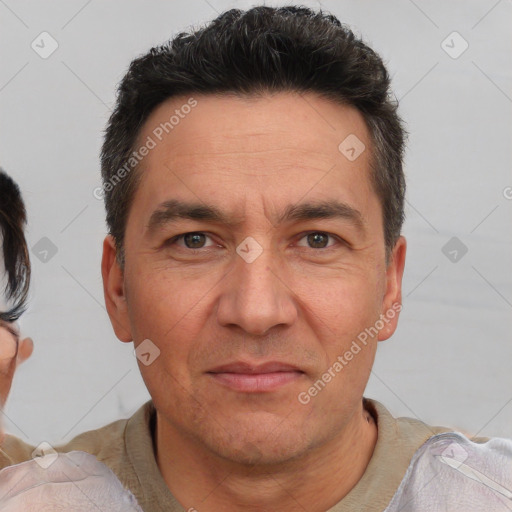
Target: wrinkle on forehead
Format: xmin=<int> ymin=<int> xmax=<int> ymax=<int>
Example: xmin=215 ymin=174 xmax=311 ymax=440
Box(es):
xmin=137 ymin=92 xmax=369 ymax=161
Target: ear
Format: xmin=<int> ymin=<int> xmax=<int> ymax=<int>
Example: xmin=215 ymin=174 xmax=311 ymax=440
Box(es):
xmin=16 ymin=337 xmax=33 ymax=365
xmin=101 ymin=235 xmax=132 ymax=343
xmin=378 ymin=236 xmax=406 ymax=342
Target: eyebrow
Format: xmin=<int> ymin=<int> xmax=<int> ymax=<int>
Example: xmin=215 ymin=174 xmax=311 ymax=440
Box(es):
xmin=146 ymin=199 xmax=365 ymax=235
xmin=146 ymin=200 xmax=230 ymax=234
xmin=276 ymin=200 xmax=364 ymax=231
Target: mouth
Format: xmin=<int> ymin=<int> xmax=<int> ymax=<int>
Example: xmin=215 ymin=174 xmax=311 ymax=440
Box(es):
xmin=206 ymin=361 xmax=305 ymax=393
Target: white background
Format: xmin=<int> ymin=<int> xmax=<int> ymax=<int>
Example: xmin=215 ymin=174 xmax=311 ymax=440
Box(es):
xmin=1 ymin=0 xmax=511 ymax=445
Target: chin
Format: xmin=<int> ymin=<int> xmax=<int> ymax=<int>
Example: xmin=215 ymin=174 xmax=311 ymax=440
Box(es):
xmin=196 ymin=413 xmax=312 ymax=467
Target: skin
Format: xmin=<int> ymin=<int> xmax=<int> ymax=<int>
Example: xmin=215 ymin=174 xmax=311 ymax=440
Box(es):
xmin=0 ymin=323 xmax=33 ymax=442
xmin=102 ymin=92 xmax=406 ymax=511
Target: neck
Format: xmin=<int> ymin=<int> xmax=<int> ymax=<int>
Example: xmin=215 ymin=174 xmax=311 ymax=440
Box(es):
xmin=155 ymin=401 xmax=378 ymax=512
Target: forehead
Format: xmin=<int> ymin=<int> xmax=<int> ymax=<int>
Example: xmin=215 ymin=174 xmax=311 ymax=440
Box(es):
xmin=139 ymin=91 xmax=370 ymax=160
xmin=131 ymin=92 xmax=377 ymax=222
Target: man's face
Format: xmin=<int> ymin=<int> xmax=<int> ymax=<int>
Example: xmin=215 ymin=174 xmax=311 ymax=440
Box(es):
xmin=103 ymin=92 xmax=405 ymax=464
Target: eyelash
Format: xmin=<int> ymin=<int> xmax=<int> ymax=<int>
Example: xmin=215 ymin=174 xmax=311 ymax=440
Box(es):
xmin=166 ymin=231 xmax=344 ymax=251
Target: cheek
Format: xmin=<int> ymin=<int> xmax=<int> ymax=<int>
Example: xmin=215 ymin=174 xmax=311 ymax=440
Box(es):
xmin=294 ymin=272 xmax=382 ymax=387
xmin=125 ymin=269 xmax=214 ymax=384
xmin=126 ymin=264 xmax=202 ymax=336
xmin=298 ymin=270 xmax=382 ymax=330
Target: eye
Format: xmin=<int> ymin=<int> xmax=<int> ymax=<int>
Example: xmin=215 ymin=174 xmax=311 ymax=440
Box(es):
xmin=296 ymin=232 xmax=338 ymax=249
xmin=172 ymin=232 xmax=216 ymax=249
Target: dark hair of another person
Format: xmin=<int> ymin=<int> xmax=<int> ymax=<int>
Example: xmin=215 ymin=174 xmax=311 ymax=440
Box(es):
xmin=0 ymin=169 xmax=30 ymax=323
xmin=101 ymin=5 xmax=406 ymax=266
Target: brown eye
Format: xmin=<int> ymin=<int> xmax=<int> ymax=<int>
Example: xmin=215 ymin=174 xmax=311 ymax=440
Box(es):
xmin=183 ymin=232 xmax=207 ymax=248
xmin=306 ymin=232 xmax=330 ymax=249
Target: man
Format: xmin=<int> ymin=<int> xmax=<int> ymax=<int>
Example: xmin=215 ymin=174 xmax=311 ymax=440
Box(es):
xmin=1 ymin=6 xmax=511 ymax=511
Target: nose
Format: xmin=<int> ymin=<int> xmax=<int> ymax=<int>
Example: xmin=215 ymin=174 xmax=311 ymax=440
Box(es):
xmin=216 ymin=246 xmax=297 ymax=336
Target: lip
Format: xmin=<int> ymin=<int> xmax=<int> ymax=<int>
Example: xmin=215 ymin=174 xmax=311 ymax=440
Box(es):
xmin=207 ymin=361 xmax=304 ymax=392
xmin=208 ymin=361 xmax=301 ymax=374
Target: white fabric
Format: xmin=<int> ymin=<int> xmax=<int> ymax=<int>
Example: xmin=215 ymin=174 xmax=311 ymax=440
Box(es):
xmin=0 ymin=450 xmax=142 ymax=511
xmin=384 ymin=432 xmax=512 ymax=511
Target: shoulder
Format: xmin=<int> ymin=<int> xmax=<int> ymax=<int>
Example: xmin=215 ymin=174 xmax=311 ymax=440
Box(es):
xmin=366 ymin=398 xmax=453 ymax=457
xmin=57 ymin=415 xmax=131 ymax=463
xmin=356 ymin=399 xmax=510 ymax=511
xmin=0 ymin=434 xmax=36 ymax=468
xmin=0 ymin=450 xmax=143 ymax=511
xmin=0 ymin=401 xmax=153 ymax=474
xmin=384 ymin=431 xmax=512 ymax=511
xmin=0 ymin=416 xmax=130 ymax=470
xmin=57 ymin=401 xmax=154 ymax=479
xmin=346 ymin=399 xmax=455 ymax=508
